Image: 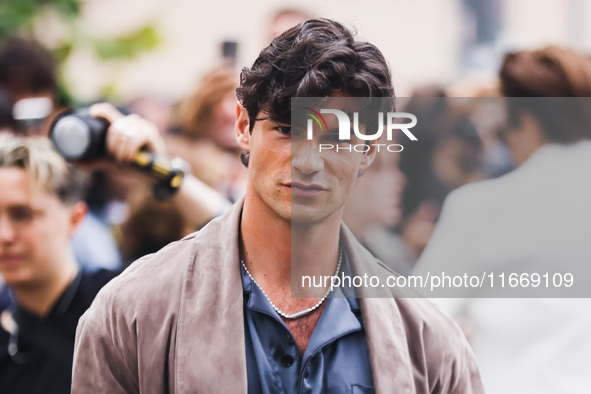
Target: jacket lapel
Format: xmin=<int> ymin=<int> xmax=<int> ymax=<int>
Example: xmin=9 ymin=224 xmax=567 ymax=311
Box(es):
xmin=174 ymin=200 xmax=248 ymax=393
xmin=341 ymin=225 xmax=417 ymax=393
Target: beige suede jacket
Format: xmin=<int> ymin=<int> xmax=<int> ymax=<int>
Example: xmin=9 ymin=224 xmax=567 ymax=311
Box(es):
xmin=71 ymin=200 xmax=484 ymax=393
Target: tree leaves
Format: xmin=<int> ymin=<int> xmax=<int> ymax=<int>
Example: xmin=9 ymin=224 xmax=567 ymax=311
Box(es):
xmin=0 ymin=0 xmax=161 ymax=100
xmin=0 ymin=0 xmax=160 ymax=62
xmin=94 ymin=26 xmax=160 ymax=60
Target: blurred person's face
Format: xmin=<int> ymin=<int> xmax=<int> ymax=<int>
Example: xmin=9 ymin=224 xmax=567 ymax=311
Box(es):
xmin=345 ymin=152 xmax=405 ymax=230
xmin=106 ymin=169 xmax=136 ymax=202
xmin=208 ymin=91 xmax=240 ymax=150
xmin=432 ymin=139 xmax=475 ymax=189
xmin=236 ymin=105 xmax=375 ymax=225
xmin=0 ymin=167 xmax=84 ymax=287
xmin=127 ymin=97 xmax=172 ymax=135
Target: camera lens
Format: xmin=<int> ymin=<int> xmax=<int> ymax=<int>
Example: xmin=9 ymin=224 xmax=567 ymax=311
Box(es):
xmin=50 ymin=112 xmax=108 ymax=161
xmin=52 ymin=116 xmax=92 ymax=160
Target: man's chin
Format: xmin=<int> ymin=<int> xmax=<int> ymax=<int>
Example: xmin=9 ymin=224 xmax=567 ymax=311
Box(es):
xmin=290 ymin=206 xmax=334 ymax=227
xmin=0 ymin=272 xmax=33 ymax=287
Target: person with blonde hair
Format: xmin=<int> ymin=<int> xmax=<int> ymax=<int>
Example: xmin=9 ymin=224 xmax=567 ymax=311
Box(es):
xmin=0 ymin=134 xmax=116 ymax=393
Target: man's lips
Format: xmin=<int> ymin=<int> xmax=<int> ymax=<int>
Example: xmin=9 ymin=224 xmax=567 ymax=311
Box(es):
xmin=0 ymin=254 xmax=24 ymax=268
xmin=285 ymin=182 xmax=328 ymax=196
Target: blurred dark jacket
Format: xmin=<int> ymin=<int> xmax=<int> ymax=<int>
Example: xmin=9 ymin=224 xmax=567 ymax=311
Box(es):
xmin=0 ymin=270 xmax=117 ymax=394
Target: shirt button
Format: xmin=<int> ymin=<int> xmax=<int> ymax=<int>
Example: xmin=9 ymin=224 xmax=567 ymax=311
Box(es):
xmin=281 ymin=354 xmax=294 ymax=367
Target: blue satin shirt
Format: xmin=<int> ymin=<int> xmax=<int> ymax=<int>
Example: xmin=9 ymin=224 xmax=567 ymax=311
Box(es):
xmin=241 ymin=254 xmax=375 ymax=393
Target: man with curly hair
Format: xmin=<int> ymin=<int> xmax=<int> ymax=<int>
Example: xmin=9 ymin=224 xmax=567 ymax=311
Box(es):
xmin=72 ymin=19 xmax=483 ymax=393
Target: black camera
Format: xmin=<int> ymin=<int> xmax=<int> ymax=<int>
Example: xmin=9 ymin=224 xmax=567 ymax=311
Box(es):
xmin=50 ymin=109 xmax=109 ymax=161
xmin=49 ymin=109 xmax=186 ymax=199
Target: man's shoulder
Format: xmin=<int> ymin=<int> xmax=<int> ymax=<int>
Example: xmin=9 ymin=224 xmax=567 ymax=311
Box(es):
xmin=365 ymin=261 xmax=471 ymax=358
xmin=394 ymin=296 xmax=464 ymax=339
xmin=83 ymin=232 xmax=199 ymax=325
xmin=358 ymin=263 xmax=482 ymax=392
xmin=395 ymin=296 xmax=478 ymax=387
xmin=81 ymin=204 xmax=241 ymax=323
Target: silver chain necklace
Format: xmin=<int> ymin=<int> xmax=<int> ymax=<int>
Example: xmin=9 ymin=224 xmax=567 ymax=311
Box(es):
xmin=241 ymin=247 xmax=342 ymax=320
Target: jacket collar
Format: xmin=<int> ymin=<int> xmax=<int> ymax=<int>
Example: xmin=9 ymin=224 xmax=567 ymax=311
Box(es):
xmin=341 ymin=225 xmax=416 ymax=392
xmin=175 ymin=198 xmax=416 ymax=393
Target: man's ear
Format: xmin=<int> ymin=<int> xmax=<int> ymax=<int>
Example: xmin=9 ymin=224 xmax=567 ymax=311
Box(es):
xmin=358 ymin=143 xmax=377 ymax=174
xmin=68 ymin=201 xmax=87 ymax=238
xmin=235 ymin=104 xmax=251 ymax=152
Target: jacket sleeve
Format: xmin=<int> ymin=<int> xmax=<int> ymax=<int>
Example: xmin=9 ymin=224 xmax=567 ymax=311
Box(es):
xmin=402 ymin=297 xmax=485 ymax=394
xmin=448 ymin=332 xmax=485 ymax=394
xmin=71 ymin=288 xmax=139 ymax=393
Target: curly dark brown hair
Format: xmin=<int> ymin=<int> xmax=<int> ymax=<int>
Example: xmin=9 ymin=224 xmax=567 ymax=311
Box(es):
xmin=236 ymin=19 xmax=395 ymax=165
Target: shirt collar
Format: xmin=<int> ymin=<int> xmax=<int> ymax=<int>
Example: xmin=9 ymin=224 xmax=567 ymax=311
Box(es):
xmin=241 ymin=248 xmax=361 ymax=316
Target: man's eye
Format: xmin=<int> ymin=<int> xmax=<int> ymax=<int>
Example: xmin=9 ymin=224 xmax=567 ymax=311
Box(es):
xmin=276 ymin=126 xmax=291 ymax=135
xmin=10 ymin=208 xmax=34 ymax=222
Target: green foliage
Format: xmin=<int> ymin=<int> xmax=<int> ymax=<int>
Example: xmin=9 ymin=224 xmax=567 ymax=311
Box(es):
xmin=51 ymin=42 xmax=73 ymax=64
xmin=0 ymin=0 xmax=161 ymax=99
xmin=0 ymin=0 xmax=80 ymax=40
xmin=0 ymin=0 xmax=38 ymax=38
xmin=95 ymin=26 xmax=160 ymax=60
xmin=51 ymin=0 xmax=80 ymax=17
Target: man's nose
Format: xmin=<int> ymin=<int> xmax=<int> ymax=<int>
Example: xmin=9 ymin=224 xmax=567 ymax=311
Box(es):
xmin=0 ymin=216 xmax=16 ymax=244
xmin=292 ymin=140 xmax=324 ymax=176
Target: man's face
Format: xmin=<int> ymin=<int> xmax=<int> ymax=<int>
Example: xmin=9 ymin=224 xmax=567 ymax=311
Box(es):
xmin=236 ymin=106 xmax=375 ymax=225
xmin=0 ymin=167 xmax=78 ymax=287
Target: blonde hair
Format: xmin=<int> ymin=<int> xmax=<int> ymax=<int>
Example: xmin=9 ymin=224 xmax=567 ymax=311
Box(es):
xmin=0 ymin=133 xmax=87 ymax=204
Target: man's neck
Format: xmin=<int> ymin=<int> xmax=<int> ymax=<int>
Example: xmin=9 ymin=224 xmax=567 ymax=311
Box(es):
xmin=240 ymin=195 xmax=342 ymax=301
xmin=240 ymin=195 xmax=291 ymax=287
xmin=12 ymin=259 xmax=79 ymax=317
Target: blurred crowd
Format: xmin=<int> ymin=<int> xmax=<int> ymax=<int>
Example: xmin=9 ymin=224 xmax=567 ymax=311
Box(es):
xmin=1 ymin=7 xmax=591 ymax=394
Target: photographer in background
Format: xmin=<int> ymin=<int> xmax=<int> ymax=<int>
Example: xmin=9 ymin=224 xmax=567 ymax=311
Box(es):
xmin=56 ymin=101 xmax=232 ymax=269
xmin=84 ymin=103 xmax=232 ymax=230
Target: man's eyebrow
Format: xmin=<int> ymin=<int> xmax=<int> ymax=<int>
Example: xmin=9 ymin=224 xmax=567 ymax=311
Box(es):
xmin=271 ymin=120 xmax=291 ymax=126
xmin=7 ymin=204 xmax=35 ymax=210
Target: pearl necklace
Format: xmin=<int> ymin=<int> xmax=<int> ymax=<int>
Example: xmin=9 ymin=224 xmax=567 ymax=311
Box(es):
xmin=241 ymin=247 xmax=342 ymax=320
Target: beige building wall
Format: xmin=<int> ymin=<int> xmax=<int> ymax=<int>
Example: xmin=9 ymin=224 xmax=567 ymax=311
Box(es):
xmin=62 ymin=0 xmax=591 ymax=102
xmin=502 ymin=0 xmax=591 ymax=50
